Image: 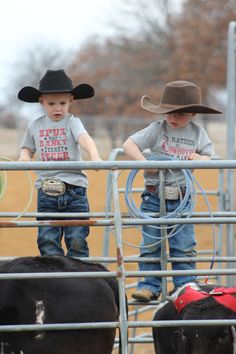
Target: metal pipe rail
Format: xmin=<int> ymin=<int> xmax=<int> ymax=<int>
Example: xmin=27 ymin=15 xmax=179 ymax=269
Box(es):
xmin=2 ymin=318 xmax=236 ymax=333
xmin=0 ymin=160 xmax=236 ymax=170
xmin=118 ymin=187 xmax=219 ymax=195
xmin=1 ymin=268 xmax=236 ymax=280
xmin=0 ymin=216 xmax=235 ymax=227
xmin=1 ymin=211 xmax=236 ymax=218
xmin=115 ymin=338 xmax=153 ymax=344
xmin=0 ymin=271 xmax=116 ymax=280
xmin=1 ymin=256 xmax=235 ymax=263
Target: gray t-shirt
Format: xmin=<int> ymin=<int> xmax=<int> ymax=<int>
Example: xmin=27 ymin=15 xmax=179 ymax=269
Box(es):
xmin=130 ymin=120 xmax=214 ymax=186
xmin=20 ymin=114 xmax=88 ymax=188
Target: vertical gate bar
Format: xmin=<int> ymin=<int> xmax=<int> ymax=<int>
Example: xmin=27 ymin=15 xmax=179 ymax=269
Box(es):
xmin=103 ymin=148 xmax=124 ymax=258
xmin=226 ymin=21 xmax=236 ymax=286
xmin=159 ymin=170 xmax=168 ymax=297
xmin=128 ymin=306 xmax=139 ymax=354
xmin=112 ymin=170 xmax=128 ymax=354
xmin=217 ymin=169 xmax=224 ymax=282
xmin=103 ymin=168 xmax=113 ymax=258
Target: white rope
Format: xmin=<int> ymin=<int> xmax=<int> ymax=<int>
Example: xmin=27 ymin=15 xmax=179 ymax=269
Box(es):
xmin=0 ymin=157 xmax=34 ymax=221
xmin=124 ymin=154 xmax=216 ymax=270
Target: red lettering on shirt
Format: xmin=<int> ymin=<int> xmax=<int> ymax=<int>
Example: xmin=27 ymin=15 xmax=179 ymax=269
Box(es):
xmin=39 ymin=128 xmax=69 ymax=161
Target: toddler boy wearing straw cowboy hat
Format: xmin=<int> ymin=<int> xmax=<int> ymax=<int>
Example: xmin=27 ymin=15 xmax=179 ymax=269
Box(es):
xmin=123 ymin=80 xmax=222 ymax=302
xmin=18 ymin=69 xmax=102 ymax=258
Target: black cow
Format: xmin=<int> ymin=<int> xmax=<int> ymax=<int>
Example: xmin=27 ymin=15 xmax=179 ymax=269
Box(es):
xmin=0 ymin=255 xmax=121 ymax=354
xmin=153 ymin=282 xmax=236 ymax=354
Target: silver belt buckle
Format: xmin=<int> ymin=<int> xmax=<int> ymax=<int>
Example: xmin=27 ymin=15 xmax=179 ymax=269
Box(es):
xmin=159 ymin=186 xmax=179 ymax=200
xmin=41 ymin=178 xmax=66 ymax=196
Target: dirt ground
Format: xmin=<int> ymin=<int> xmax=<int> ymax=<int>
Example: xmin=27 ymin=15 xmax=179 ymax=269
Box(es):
xmin=0 ymin=126 xmax=231 ymax=354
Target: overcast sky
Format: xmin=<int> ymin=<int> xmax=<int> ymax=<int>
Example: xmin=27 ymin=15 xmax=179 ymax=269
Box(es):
xmin=0 ymin=0 xmax=119 ymax=103
xmin=0 ymin=0 xmax=183 ymax=105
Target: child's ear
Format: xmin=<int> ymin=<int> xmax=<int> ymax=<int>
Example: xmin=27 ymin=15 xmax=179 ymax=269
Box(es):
xmin=39 ymin=96 xmax=43 ymax=105
xmin=70 ymin=95 xmax=74 ymax=103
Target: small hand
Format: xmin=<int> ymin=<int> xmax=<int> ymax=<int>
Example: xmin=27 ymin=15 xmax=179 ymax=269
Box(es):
xmin=146 ymin=169 xmax=159 ymax=175
xmin=188 ymin=153 xmax=203 ymax=161
xmin=18 ymin=157 xmax=31 ymax=162
xmin=91 ymin=157 xmax=103 ymax=171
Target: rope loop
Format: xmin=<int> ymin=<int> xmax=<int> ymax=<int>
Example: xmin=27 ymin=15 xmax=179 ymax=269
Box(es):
xmin=124 ymin=154 xmax=216 ymax=270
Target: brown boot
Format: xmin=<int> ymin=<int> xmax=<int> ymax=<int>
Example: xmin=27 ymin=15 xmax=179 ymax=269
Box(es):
xmin=131 ymin=289 xmax=159 ymax=302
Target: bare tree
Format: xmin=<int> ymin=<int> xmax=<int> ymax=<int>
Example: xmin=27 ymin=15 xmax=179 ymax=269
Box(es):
xmin=70 ymin=0 xmax=235 ymax=119
xmin=7 ymin=44 xmax=75 ymax=110
xmin=167 ymin=0 xmax=236 ymax=96
xmin=111 ymin=0 xmax=176 ymax=42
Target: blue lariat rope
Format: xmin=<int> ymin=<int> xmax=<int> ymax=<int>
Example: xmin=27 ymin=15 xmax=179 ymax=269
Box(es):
xmin=125 ymin=154 xmax=216 ymax=271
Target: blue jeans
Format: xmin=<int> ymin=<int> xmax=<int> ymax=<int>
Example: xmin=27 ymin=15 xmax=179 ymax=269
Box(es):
xmin=138 ymin=190 xmax=196 ymax=295
xmin=37 ymin=186 xmax=90 ymax=258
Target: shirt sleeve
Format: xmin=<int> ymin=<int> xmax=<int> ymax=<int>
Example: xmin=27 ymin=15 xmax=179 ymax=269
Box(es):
xmin=129 ymin=122 xmax=158 ymax=151
xmin=197 ymin=127 xmax=215 ymax=157
xmin=69 ymin=116 xmax=88 ymax=142
xmin=20 ymin=122 xmax=36 ymax=152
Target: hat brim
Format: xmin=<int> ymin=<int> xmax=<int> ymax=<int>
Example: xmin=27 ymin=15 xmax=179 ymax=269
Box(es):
xmin=18 ymin=84 xmax=95 ymax=103
xmin=141 ymin=95 xmax=222 ymax=114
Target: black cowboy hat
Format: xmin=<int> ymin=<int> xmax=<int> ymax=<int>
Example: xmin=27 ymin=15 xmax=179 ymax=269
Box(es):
xmin=18 ymin=69 xmax=95 ymax=102
xmin=141 ymin=80 xmax=222 ymax=114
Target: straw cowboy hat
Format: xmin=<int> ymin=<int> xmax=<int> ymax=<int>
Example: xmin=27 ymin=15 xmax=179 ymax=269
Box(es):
xmin=18 ymin=69 xmax=95 ymax=102
xmin=141 ymin=80 xmax=222 ymax=114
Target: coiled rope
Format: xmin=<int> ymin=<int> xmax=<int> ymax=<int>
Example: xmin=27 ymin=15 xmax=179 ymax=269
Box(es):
xmin=125 ymin=154 xmax=216 ymax=271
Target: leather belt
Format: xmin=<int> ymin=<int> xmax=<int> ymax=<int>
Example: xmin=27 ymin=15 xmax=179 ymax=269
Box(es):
xmin=64 ymin=182 xmax=75 ymax=190
xmin=146 ymin=185 xmax=158 ymax=193
xmin=145 ymin=184 xmax=186 ymax=200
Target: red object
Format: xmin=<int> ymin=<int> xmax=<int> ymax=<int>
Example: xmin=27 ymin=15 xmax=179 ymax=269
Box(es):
xmin=174 ymin=286 xmax=236 ymax=313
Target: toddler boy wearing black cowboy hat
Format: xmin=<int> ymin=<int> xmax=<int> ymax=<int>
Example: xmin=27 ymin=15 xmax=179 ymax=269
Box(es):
xmin=18 ymin=69 xmax=102 ymax=258
xmin=123 ymin=80 xmax=222 ymax=302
